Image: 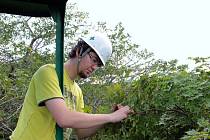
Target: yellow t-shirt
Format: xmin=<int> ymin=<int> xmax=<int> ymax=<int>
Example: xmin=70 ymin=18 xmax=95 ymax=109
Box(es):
xmin=10 ymin=64 xmax=84 ymax=140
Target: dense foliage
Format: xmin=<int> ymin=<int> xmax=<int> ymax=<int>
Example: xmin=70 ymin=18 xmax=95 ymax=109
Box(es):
xmin=90 ymin=58 xmax=210 ymax=140
xmin=0 ymin=2 xmax=209 ymax=140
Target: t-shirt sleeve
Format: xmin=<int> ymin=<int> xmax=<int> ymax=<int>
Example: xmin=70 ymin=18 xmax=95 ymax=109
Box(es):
xmin=33 ymin=65 xmax=64 ymax=106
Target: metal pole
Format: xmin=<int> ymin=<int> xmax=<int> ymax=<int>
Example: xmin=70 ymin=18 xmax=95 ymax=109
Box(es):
xmin=50 ymin=3 xmax=66 ymax=140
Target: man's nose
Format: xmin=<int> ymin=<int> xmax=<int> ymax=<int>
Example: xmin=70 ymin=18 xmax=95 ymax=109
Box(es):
xmin=91 ymin=64 xmax=98 ymax=71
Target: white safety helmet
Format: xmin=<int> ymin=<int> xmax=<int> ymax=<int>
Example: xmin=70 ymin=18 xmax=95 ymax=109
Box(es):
xmin=81 ymin=32 xmax=112 ymax=66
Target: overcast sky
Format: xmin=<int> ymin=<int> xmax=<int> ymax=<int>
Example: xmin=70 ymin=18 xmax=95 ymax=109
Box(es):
xmin=70 ymin=0 xmax=210 ymax=67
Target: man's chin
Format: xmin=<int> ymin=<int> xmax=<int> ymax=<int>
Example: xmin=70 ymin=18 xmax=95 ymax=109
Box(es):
xmin=78 ymin=72 xmax=88 ymax=79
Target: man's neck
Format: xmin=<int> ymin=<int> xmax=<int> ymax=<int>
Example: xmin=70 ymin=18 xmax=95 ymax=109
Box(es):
xmin=64 ymin=59 xmax=77 ymax=81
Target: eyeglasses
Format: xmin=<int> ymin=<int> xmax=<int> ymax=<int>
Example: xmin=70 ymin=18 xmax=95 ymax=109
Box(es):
xmin=88 ymin=53 xmax=103 ymax=67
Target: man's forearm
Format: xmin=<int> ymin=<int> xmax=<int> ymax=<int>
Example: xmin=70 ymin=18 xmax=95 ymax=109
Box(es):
xmin=59 ymin=111 xmax=111 ymax=128
xmin=46 ymin=99 xmax=130 ymax=129
xmin=46 ymin=99 xmax=112 ymax=129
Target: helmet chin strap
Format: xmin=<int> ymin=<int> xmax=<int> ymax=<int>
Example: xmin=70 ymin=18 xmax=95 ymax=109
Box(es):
xmin=76 ymin=47 xmax=91 ymax=75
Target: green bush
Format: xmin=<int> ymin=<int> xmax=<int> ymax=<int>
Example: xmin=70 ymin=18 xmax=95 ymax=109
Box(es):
xmin=90 ymin=65 xmax=210 ymax=140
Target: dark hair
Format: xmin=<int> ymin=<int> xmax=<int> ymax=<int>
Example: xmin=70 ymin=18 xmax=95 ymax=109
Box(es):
xmin=68 ymin=39 xmax=103 ymax=66
xmin=68 ymin=39 xmax=91 ymax=58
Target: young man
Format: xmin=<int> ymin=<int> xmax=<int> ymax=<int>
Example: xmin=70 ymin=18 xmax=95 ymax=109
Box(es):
xmin=10 ymin=32 xmax=131 ymax=140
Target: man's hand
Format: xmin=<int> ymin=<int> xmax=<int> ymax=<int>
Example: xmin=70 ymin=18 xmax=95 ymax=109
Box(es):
xmin=109 ymin=105 xmax=131 ymax=123
xmin=111 ymin=104 xmax=123 ymax=112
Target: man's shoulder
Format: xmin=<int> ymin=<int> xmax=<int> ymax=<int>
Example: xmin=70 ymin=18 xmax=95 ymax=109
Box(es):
xmin=34 ymin=64 xmax=56 ymax=78
xmin=37 ymin=64 xmax=55 ymax=73
xmin=40 ymin=64 xmax=55 ymax=70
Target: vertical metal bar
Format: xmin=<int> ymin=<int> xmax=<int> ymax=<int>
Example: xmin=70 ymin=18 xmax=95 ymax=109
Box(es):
xmin=55 ymin=13 xmax=64 ymax=140
xmin=51 ymin=4 xmax=66 ymax=140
